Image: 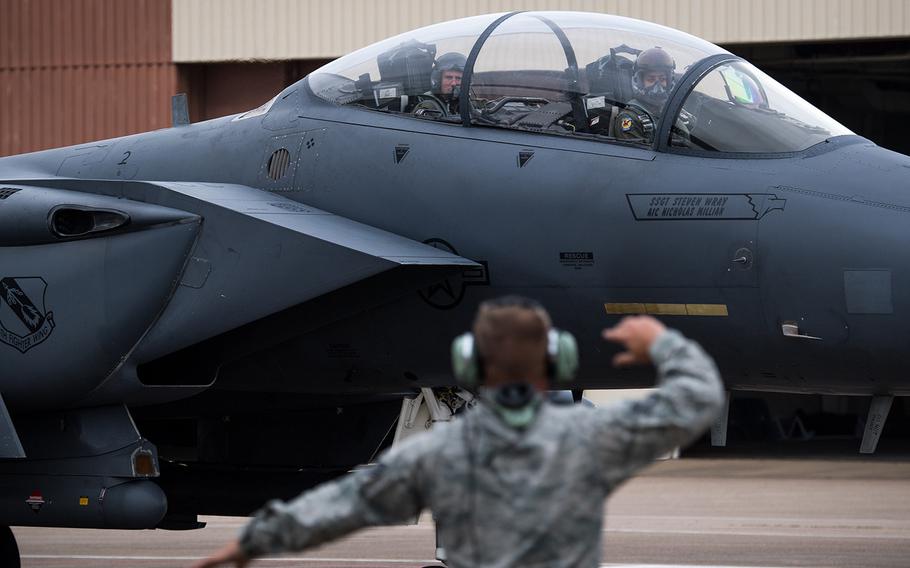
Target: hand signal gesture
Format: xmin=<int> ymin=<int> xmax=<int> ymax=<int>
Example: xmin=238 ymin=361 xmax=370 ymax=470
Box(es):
xmin=602 ymin=316 xmax=666 ymax=367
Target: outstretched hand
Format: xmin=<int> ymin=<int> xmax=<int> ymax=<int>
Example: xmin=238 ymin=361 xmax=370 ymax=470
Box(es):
xmin=191 ymin=541 xmax=249 ymax=568
xmin=602 ymin=316 xmax=666 ymax=367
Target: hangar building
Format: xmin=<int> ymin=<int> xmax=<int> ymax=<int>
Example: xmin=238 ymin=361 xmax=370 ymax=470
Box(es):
xmin=2 ymin=0 xmax=909 ymax=157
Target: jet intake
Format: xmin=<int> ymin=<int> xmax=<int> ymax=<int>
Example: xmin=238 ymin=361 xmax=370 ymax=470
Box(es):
xmin=49 ymin=205 xmax=129 ymax=237
xmin=0 ymin=184 xmax=197 ymax=246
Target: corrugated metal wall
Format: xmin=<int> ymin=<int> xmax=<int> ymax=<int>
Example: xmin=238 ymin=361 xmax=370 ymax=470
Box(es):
xmin=172 ymin=0 xmax=910 ymax=63
xmin=1 ymin=0 xmax=176 ymax=157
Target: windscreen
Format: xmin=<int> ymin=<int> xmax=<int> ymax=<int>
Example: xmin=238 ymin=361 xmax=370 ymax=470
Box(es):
xmin=673 ymin=61 xmax=853 ymax=153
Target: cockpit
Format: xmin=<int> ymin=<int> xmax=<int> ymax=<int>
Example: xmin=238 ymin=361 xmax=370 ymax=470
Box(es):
xmin=307 ymin=11 xmax=852 ymax=154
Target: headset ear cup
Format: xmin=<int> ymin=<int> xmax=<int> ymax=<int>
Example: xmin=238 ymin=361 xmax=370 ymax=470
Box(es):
xmin=452 ymin=333 xmax=480 ymax=388
xmin=553 ymin=331 xmax=579 ymax=384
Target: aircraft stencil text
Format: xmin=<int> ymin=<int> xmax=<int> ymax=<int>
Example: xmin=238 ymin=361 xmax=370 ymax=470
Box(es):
xmin=629 ymin=194 xmax=785 ymax=221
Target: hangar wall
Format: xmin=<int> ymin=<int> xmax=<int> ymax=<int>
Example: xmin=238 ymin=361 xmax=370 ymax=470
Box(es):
xmin=2 ymin=0 xmax=910 ymax=156
xmin=730 ymin=39 xmax=910 ymax=156
xmin=0 ymin=0 xmax=176 ymax=157
xmin=172 ymin=0 xmax=910 ymax=62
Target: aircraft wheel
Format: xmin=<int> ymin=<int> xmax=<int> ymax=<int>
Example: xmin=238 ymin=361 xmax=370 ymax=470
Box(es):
xmin=0 ymin=526 xmax=20 ymax=568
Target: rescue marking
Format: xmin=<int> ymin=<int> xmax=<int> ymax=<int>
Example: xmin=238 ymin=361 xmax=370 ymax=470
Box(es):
xmin=26 ymin=490 xmax=45 ymax=513
xmin=627 ymin=193 xmax=785 ymax=221
xmin=559 ymin=251 xmax=595 ymax=270
xmin=605 ymin=303 xmax=729 ymax=317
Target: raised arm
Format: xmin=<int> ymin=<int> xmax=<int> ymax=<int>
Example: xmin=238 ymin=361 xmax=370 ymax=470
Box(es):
xmin=192 ymin=431 xmax=434 ymax=567
xmin=594 ymin=316 xmax=725 ymax=487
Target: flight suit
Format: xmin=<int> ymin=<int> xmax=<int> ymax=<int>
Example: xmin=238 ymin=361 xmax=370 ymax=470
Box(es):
xmin=238 ymin=330 xmax=724 ymax=568
xmin=410 ymin=93 xmax=459 ymax=117
xmin=613 ymin=98 xmax=691 ymax=145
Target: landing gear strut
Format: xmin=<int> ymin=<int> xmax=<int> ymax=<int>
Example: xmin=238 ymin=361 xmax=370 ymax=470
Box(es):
xmin=860 ymin=395 xmax=893 ymax=454
xmin=710 ymin=390 xmax=731 ymax=447
xmin=0 ymin=526 xmax=20 ymax=568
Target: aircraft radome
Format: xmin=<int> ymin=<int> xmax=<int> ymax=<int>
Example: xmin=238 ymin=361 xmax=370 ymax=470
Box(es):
xmin=0 ymin=10 xmax=907 ymax=566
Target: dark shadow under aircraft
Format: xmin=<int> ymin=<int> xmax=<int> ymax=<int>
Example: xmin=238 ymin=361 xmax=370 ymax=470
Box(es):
xmin=0 ymin=10 xmax=908 ymax=565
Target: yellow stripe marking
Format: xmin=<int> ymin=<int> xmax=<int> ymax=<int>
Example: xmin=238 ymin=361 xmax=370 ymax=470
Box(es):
xmin=686 ymin=303 xmax=729 ymax=316
xmin=604 ymin=303 xmax=728 ymax=317
xmin=604 ymin=303 xmax=647 ymax=315
xmin=645 ymin=303 xmax=689 ymax=315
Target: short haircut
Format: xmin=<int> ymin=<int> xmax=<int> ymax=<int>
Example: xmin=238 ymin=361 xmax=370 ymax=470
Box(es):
xmin=472 ymin=296 xmax=551 ymax=378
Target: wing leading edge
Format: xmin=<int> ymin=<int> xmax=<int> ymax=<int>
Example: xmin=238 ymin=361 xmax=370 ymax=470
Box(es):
xmin=1 ymin=179 xmax=476 ymax=407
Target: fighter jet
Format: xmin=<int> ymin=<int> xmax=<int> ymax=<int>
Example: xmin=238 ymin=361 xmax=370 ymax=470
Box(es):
xmin=0 ymin=10 xmax=908 ymax=565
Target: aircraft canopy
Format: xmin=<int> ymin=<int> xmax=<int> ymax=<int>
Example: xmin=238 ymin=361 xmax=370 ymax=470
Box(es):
xmin=306 ymin=11 xmax=852 ymax=153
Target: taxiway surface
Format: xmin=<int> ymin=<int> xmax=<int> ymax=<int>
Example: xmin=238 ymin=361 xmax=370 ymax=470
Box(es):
xmin=15 ymin=458 xmax=910 ymax=567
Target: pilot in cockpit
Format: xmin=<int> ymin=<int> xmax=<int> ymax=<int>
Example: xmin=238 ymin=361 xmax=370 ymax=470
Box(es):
xmin=412 ymin=52 xmax=465 ymax=117
xmin=613 ymin=47 xmax=690 ymax=143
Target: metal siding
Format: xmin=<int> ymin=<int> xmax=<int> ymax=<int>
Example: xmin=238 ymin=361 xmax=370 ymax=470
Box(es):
xmin=1 ymin=0 xmax=177 ymax=156
xmin=172 ymin=0 xmax=910 ymax=62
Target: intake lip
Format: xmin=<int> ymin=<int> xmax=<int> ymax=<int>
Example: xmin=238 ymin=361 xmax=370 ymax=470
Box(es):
xmin=0 ymin=185 xmax=199 ymax=247
xmin=48 ymin=205 xmax=130 ymax=238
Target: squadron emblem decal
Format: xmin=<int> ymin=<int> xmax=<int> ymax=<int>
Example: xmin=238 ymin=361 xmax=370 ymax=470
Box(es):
xmin=0 ymin=277 xmax=55 ymax=353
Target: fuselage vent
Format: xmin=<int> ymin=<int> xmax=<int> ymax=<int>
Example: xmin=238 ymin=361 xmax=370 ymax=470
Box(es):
xmin=267 ymin=148 xmax=291 ymax=180
xmin=0 ymin=187 xmax=21 ymax=200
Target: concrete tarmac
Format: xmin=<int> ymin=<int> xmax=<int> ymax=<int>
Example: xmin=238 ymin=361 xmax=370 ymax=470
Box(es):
xmin=15 ymin=458 xmax=910 ymax=568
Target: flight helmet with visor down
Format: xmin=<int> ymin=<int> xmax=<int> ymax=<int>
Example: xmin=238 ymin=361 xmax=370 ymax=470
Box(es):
xmin=631 ymin=47 xmax=677 ymax=110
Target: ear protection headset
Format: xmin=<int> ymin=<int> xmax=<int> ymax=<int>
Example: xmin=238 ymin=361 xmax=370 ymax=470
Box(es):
xmin=451 ymin=328 xmax=579 ymax=388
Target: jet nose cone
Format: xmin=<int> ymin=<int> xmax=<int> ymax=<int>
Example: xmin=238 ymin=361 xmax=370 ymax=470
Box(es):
xmin=759 ymin=140 xmax=910 ymax=391
xmin=816 ymin=141 xmax=910 ymax=201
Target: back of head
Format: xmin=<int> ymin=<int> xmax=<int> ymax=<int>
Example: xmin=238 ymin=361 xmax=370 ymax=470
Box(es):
xmin=472 ymin=296 xmax=551 ymax=380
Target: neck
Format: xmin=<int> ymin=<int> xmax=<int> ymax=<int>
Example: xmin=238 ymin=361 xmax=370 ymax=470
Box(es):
xmin=479 ymin=383 xmax=543 ymax=429
xmin=483 ymin=369 xmax=548 ymax=393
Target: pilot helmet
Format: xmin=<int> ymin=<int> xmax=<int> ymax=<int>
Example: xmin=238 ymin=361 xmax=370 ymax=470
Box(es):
xmin=431 ymin=52 xmax=467 ymax=95
xmin=632 ymin=47 xmax=677 ymax=110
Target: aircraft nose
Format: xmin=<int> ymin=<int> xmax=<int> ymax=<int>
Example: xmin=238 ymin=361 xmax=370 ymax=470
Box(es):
xmin=758 ymin=140 xmax=910 ymax=389
xmin=806 ymin=140 xmax=910 ymax=199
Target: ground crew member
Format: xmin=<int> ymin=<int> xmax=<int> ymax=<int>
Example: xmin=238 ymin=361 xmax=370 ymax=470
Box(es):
xmin=193 ymin=296 xmax=724 ymax=568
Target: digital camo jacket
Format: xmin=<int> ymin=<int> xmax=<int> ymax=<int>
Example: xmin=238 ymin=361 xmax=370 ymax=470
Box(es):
xmin=239 ymin=330 xmax=724 ymax=567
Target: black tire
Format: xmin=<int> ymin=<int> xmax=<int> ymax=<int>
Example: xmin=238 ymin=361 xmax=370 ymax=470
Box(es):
xmin=0 ymin=526 xmax=20 ymax=568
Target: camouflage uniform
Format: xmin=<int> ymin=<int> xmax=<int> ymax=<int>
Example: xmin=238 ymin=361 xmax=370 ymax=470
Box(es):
xmin=238 ymin=329 xmax=724 ymax=567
